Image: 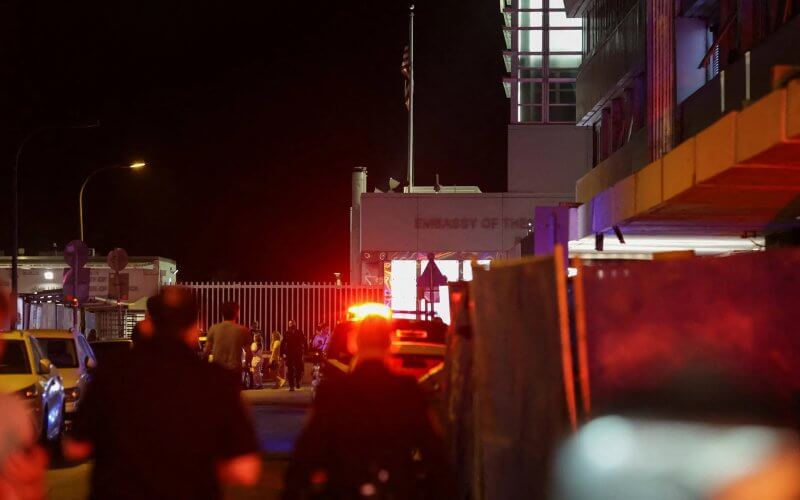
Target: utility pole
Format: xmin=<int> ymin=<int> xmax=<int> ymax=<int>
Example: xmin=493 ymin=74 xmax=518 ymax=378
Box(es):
xmin=407 ymin=4 xmax=415 ymax=193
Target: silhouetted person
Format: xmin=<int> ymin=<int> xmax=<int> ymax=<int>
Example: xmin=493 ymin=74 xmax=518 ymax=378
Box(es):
xmin=203 ymin=302 xmax=251 ymax=388
xmin=131 ymin=296 xmax=157 ymax=346
xmin=65 ymin=287 xmax=261 ymax=500
xmin=86 ymin=328 xmax=98 ymax=342
xmin=269 ymin=331 xmax=286 ymax=389
xmin=282 ymin=320 xmax=306 ymax=391
xmin=283 ymin=315 xmax=449 ymax=499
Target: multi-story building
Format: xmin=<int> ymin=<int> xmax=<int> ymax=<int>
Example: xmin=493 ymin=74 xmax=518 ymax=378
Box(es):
xmin=501 ymin=0 xmax=593 ymax=197
xmin=561 ymin=0 xmax=800 ymax=250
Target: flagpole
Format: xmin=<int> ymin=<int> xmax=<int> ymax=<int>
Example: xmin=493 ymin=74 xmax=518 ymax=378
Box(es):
xmin=407 ymin=4 xmax=415 ymax=193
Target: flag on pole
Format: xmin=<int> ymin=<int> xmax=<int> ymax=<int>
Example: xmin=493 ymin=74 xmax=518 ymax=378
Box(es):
xmin=401 ymin=45 xmax=411 ymax=111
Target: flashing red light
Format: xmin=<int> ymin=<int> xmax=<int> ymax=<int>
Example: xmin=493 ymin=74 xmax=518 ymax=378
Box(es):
xmin=347 ymin=303 xmax=391 ymax=321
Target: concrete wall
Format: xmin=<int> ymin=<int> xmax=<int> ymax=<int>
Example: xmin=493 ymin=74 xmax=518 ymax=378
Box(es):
xmin=507 ymin=124 xmax=593 ymax=194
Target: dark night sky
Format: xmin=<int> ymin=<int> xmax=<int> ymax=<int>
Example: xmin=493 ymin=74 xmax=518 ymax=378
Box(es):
xmin=1 ymin=1 xmax=508 ymax=281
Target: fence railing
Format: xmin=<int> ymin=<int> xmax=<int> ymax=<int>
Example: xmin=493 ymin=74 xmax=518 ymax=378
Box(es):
xmin=180 ymin=282 xmax=385 ymax=335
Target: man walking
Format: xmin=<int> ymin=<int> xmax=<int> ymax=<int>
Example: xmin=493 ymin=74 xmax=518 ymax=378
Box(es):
xmin=65 ymin=287 xmax=261 ymax=499
xmin=283 ymin=315 xmax=449 ymax=498
xmin=281 ymin=320 xmax=306 ymax=391
xmin=204 ymin=302 xmax=251 ymax=388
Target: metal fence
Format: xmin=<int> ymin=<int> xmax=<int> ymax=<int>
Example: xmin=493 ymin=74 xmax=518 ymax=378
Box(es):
xmin=180 ymin=282 xmax=385 ymax=335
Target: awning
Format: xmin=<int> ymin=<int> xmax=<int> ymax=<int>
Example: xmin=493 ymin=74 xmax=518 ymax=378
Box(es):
xmin=577 ymin=79 xmax=800 ymax=239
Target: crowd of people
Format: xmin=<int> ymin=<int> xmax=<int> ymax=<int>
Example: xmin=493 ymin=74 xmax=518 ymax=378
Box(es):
xmin=2 ymin=285 xmax=799 ymax=499
xmin=0 ymin=286 xmax=444 ymax=499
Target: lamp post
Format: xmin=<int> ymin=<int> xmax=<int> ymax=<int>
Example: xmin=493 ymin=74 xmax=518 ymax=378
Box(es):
xmin=79 ymin=161 xmax=146 ymax=241
xmin=11 ymin=121 xmax=99 ymax=298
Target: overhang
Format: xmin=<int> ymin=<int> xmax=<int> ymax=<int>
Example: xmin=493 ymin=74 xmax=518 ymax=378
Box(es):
xmin=577 ymin=80 xmax=800 ymax=238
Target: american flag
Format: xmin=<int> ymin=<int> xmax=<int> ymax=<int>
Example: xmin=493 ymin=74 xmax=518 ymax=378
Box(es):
xmin=401 ymin=45 xmax=411 ymax=111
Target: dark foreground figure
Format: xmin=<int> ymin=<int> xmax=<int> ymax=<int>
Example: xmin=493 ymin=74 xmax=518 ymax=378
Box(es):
xmin=65 ymin=287 xmax=261 ymax=500
xmin=283 ymin=316 xmax=449 ymax=499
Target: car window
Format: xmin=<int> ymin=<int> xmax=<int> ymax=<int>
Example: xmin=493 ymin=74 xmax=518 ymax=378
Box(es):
xmin=36 ymin=338 xmax=79 ymax=368
xmin=0 ymin=341 xmax=31 ymax=374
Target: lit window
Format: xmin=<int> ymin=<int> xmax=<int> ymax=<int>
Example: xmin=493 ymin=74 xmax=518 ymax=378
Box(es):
xmin=519 ymin=11 xmax=543 ymax=26
xmin=549 ymin=11 xmax=582 ymax=27
xmin=549 ymin=29 xmax=582 ymax=52
xmin=511 ymin=0 xmax=583 ymax=124
xmin=519 ymin=29 xmax=543 ymax=52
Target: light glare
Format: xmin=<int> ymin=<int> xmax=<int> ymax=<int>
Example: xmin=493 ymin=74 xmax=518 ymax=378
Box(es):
xmin=347 ymin=303 xmax=392 ymax=321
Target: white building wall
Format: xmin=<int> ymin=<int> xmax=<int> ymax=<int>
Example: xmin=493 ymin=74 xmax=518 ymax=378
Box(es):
xmin=507 ymin=124 xmax=592 ymax=194
xmin=360 ymin=192 xmax=571 ymax=255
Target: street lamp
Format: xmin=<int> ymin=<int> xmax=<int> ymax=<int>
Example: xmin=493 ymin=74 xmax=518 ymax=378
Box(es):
xmin=11 ymin=121 xmax=99 ymax=298
xmin=79 ymin=161 xmax=146 ymax=241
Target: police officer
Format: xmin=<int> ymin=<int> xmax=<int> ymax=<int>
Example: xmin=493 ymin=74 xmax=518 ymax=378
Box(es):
xmin=283 ymin=315 xmax=449 ymax=499
xmin=281 ymin=320 xmax=306 ymax=391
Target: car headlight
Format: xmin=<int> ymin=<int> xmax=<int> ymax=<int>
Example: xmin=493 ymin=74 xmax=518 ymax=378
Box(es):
xmin=16 ymin=384 xmax=38 ymax=400
xmin=65 ymin=386 xmax=81 ymax=403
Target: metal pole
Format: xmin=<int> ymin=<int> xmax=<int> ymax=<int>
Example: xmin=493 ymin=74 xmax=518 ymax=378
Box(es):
xmin=407 ymin=4 xmax=415 ymax=193
xmin=79 ymin=165 xmax=121 ymax=242
xmin=11 ymin=122 xmax=99 ymax=306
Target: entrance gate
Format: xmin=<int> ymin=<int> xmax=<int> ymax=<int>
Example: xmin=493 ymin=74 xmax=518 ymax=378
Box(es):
xmin=181 ymin=282 xmax=384 ymax=335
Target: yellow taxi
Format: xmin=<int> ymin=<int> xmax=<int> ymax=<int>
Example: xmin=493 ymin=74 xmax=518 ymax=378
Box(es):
xmin=0 ymin=331 xmax=66 ymax=442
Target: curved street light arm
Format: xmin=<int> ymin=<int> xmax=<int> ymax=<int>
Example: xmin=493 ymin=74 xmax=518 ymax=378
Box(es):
xmin=79 ymin=165 xmax=125 ymax=242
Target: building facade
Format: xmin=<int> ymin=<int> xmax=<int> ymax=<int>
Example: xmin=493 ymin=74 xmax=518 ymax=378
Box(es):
xmin=561 ymin=0 xmax=800 ymax=246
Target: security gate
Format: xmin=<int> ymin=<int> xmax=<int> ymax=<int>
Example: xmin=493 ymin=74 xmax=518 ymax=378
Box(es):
xmin=181 ymin=282 xmax=384 ymax=335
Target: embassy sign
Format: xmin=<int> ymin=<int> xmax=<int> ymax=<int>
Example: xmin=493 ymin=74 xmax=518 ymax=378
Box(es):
xmin=360 ymin=192 xmax=571 ymax=254
xmin=414 ymin=217 xmax=531 ymax=230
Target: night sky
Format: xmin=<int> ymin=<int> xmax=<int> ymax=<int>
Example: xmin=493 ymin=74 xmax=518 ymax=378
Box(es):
xmin=1 ymin=1 xmax=507 ymax=281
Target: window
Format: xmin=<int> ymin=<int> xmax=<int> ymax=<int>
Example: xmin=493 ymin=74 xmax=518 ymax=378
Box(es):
xmin=0 ymin=341 xmax=30 ymax=374
xmin=511 ymin=0 xmax=582 ymax=123
xmin=519 ymin=29 xmax=543 ymax=52
xmin=36 ymin=338 xmax=79 ymax=368
xmin=549 ymin=29 xmax=582 ymax=52
xmin=519 ymin=12 xmax=544 ymax=26
xmin=549 ymin=11 xmax=582 ymax=27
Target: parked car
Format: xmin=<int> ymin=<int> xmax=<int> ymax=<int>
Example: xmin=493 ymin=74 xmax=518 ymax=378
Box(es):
xmin=30 ymin=330 xmax=95 ymax=420
xmin=0 ymin=331 xmax=66 ymax=443
xmin=89 ymin=339 xmax=133 ymax=365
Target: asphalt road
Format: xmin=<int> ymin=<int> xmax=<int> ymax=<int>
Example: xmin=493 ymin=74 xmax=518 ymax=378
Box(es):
xmin=45 ymin=387 xmax=312 ymax=500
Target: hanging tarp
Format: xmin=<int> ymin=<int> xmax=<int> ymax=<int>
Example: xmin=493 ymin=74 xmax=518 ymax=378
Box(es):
xmin=575 ymin=248 xmax=800 ymax=412
xmin=470 ymin=255 xmax=574 ymax=500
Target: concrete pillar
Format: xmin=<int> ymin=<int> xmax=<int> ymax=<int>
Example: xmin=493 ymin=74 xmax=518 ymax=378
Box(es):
xmin=350 ymin=167 xmax=367 ymax=284
xmin=534 ymin=205 xmax=579 ymax=268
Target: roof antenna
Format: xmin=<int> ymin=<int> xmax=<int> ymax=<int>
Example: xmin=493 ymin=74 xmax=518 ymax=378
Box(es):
xmin=434 ymin=173 xmax=441 ymax=193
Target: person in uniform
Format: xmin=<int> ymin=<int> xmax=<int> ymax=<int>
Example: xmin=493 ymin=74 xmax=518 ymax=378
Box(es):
xmin=283 ymin=315 xmax=449 ymax=499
